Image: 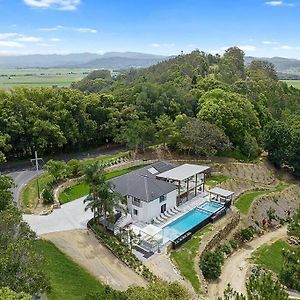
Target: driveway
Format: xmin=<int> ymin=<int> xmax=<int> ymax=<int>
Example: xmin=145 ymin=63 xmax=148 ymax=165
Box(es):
xmin=207 ymin=226 xmax=288 ymax=299
xmin=23 ymin=196 xmax=92 ymax=235
xmin=42 ymin=229 xmax=146 ymax=291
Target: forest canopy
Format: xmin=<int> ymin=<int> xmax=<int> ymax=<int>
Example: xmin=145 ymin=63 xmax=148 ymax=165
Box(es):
xmin=1 ymin=47 xmax=300 ymax=175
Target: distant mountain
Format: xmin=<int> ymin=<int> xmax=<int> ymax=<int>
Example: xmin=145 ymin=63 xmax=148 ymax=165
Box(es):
xmin=245 ymin=56 xmax=300 ymax=76
xmin=0 ymin=52 xmax=168 ymax=69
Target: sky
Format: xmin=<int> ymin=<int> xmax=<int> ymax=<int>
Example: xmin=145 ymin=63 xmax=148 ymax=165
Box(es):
xmin=0 ymin=0 xmax=300 ymax=58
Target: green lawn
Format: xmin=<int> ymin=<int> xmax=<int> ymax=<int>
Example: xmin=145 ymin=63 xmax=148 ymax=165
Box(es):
xmin=170 ymin=225 xmax=212 ymax=293
xmin=235 ymin=182 xmax=289 ymax=215
xmin=251 ymin=240 xmax=294 ymax=274
xmin=284 ymin=80 xmax=300 ymax=89
xmin=206 ymin=175 xmax=230 ymax=188
xmin=59 ymin=164 xmax=145 ymax=204
xmin=21 ymin=173 xmax=53 ymax=211
xmin=35 ymin=240 xmax=105 ymax=300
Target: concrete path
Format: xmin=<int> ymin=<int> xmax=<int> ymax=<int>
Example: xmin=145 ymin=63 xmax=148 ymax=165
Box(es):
xmin=23 ymin=197 xmax=92 ymax=235
xmin=42 ymin=229 xmax=146 ymax=291
xmin=207 ymin=226 xmax=287 ymax=299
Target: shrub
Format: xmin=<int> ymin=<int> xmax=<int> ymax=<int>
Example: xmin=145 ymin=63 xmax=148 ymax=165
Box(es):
xmin=229 ymin=239 xmax=238 ymax=249
xmin=42 ymin=185 xmax=54 ymax=204
xmin=221 ymin=244 xmax=231 ymax=255
xmin=67 ymin=159 xmax=84 ymax=178
xmin=279 ymin=248 xmax=300 ymax=292
xmin=200 ymin=250 xmax=224 ymax=280
xmin=240 ymin=228 xmax=254 ymax=242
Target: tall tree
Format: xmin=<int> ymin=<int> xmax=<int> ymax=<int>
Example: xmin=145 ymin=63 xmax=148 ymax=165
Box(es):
xmin=84 ymin=163 xmax=125 ymax=228
xmin=156 ymin=114 xmax=177 ymax=148
xmin=263 ymin=122 xmax=292 ymax=167
xmin=218 ymin=47 xmax=246 ymax=84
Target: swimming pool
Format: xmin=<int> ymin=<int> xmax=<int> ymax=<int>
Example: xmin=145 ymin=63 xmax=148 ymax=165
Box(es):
xmin=163 ymin=201 xmax=224 ymax=242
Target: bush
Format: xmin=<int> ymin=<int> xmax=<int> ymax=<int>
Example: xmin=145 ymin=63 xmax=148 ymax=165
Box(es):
xmin=221 ymin=244 xmax=231 ymax=255
xmin=279 ymin=248 xmax=300 ymax=291
xmin=200 ymin=250 xmax=224 ymax=280
xmin=42 ymin=184 xmax=54 ymax=204
xmin=67 ymin=159 xmax=84 ymax=178
xmin=229 ymin=239 xmax=238 ymax=249
xmin=240 ymin=228 xmax=254 ymax=242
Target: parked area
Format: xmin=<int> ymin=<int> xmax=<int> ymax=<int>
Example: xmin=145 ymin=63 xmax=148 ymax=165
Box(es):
xmin=23 ymin=196 xmax=92 ymax=235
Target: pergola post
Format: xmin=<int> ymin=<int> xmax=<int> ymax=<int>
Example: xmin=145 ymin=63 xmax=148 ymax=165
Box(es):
xmin=186 ymin=177 xmax=189 ymax=201
xmin=195 ymin=173 xmax=198 ymax=196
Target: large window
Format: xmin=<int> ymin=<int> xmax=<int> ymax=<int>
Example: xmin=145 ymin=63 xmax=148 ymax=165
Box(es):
xmin=132 ymin=197 xmax=141 ymax=207
xmin=159 ymin=194 xmax=166 ymax=203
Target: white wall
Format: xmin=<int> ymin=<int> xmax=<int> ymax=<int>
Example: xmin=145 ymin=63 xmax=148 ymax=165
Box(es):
xmin=128 ymin=190 xmax=177 ymax=223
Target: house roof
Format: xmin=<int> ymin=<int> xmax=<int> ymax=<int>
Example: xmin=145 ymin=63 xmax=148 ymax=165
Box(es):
xmin=208 ymin=187 xmax=234 ymax=198
xmin=110 ymin=161 xmax=177 ymax=202
xmin=157 ymin=164 xmax=210 ymax=181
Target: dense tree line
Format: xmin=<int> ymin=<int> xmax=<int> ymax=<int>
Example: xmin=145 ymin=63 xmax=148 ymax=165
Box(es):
xmin=0 ymin=175 xmax=49 ymax=296
xmin=1 ymin=47 xmax=300 ymax=175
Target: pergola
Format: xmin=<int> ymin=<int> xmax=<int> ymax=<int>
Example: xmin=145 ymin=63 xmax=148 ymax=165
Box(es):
xmin=208 ymin=187 xmax=234 ymax=206
xmin=157 ymin=164 xmax=210 ymax=205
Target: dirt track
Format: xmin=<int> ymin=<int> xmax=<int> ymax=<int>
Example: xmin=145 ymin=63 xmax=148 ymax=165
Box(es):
xmin=41 ymin=229 xmax=146 ymax=291
xmin=207 ymin=226 xmax=287 ymax=299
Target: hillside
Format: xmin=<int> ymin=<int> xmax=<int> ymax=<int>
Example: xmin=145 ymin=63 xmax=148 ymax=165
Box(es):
xmin=245 ymin=56 xmax=300 ymax=77
xmin=0 ymin=52 xmax=167 ymax=69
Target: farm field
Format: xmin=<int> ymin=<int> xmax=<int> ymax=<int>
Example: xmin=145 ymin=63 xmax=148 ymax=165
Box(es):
xmin=0 ymin=68 xmax=92 ymax=89
xmin=284 ymin=80 xmax=300 ymax=89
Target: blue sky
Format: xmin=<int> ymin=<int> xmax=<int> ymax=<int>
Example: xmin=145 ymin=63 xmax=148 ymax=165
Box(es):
xmin=0 ymin=0 xmax=300 ymax=58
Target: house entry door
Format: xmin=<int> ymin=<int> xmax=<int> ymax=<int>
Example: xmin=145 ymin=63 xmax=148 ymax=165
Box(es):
xmin=161 ymin=203 xmax=166 ymax=213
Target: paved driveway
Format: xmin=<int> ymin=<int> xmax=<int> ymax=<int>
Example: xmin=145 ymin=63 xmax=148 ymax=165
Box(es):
xmin=23 ymin=197 xmax=93 ymax=235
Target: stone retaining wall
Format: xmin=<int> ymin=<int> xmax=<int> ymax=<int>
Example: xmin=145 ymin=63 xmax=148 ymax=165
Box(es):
xmin=195 ymin=208 xmax=240 ymax=294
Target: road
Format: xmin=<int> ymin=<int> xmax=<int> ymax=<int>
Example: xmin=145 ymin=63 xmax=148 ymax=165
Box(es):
xmin=1 ymin=145 xmax=124 ymax=204
xmin=207 ymin=226 xmax=288 ymax=299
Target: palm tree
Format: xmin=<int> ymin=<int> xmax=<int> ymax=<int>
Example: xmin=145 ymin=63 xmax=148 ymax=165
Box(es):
xmin=84 ymin=162 xmax=126 ymax=229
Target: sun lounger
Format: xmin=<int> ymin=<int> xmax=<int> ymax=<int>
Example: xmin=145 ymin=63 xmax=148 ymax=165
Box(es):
xmin=156 ymin=215 xmax=165 ymax=222
xmin=173 ymin=206 xmax=181 ymax=212
xmin=160 ymin=214 xmax=168 ymax=220
xmin=164 ymin=211 xmax=173 ymax=218
xmin=167 ymin=209 xmax=176 ymax=216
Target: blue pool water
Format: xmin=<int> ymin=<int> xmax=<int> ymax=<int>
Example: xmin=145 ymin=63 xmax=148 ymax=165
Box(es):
xmin=199 ymin=201 xmax=223 ymax=213
xmin=163 ymin=201 xmax=224 ymax=241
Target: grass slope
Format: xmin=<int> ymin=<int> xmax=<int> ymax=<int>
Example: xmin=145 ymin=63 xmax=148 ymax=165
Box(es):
xmin=170 ymin=225 xmax=212 ymax=293
xmin=59 ymin=164 xmax=145 ymax=204
xmin=251 ymin=239 xmax=293 ymax=274
xmin=35 ymin=240 xmax=104 ymax=300
xmin=235 ymin=182 xmax=289 ymax=215
xmin=206 ymin=175 xmax=230 ymax=188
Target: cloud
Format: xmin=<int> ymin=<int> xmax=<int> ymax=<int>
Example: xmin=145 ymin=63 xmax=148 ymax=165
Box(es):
xmin=151 ymin=43 xmax=175 ymax=48
xmin=275 ymin=45 xmax=300 ymax=50
xmin=0 ymin=33 xmax=20 ymax=39
xmin=0 ymin=41 xmax=24 ymax=48
xmin=265 ymin=1 xmax=296 ymax=7
xmin=23 ymin=0 xmax=80 ymax=11
xmin=77 ymin=28 xmax=97 ymax=33
xmin=262 ymin=40 xmax=278 ymax=45
xmin=40 ymin=25 xmax=97 ymax=33
xmin=16 ymin=36 xmax=42 ymax=42
xmin=50 ymin=37 xmax=61 ymax=42
xmin=0 ymin=33 xmax=42 ymax=44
